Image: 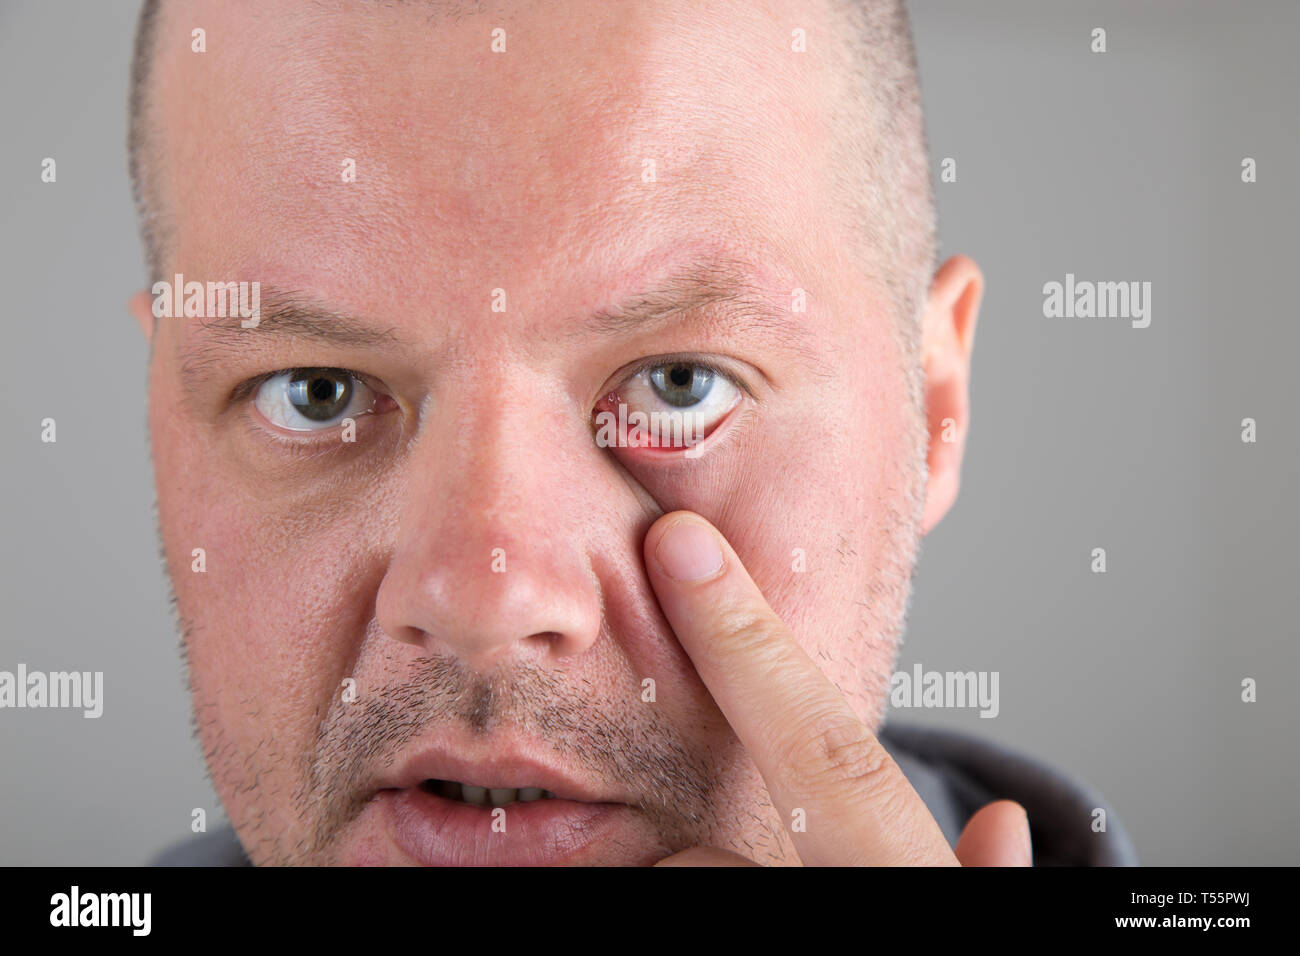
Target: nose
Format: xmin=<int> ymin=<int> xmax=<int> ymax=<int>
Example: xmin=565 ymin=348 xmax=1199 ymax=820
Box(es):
xmin=375 ymin=379 xmax=604 ymax=670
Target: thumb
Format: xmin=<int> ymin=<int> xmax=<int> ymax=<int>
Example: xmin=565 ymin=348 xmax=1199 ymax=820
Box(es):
xmin=955 ymin=800 xmax=1033 ymax=866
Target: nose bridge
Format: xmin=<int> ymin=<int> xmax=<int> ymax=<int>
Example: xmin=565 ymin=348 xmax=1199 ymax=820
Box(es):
xmin=376 ymin=363 xmax=602 ymax=666
xmin=433 ymin=362 xmax=572 ymax=539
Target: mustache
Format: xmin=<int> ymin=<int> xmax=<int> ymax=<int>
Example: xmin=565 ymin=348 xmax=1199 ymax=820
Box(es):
xmin=292 ymin=653 xmax=715 ymax=859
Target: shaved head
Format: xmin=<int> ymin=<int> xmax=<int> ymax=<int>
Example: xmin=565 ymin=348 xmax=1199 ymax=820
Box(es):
xmin=128 ymin=0 xmax=935 ymax=383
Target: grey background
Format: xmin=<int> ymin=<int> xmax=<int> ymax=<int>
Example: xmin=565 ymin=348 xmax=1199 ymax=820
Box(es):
xmin=1 ymin=0 xmax=1295 ymax=865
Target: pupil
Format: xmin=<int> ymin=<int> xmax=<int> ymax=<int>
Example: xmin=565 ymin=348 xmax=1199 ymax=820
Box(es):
xmin=309 ymin=378 xmax=335 ymax=402
xmin=651 ymin=363 xmax=712 ymax=407
xmin=289 ymin=369 xmax=351 ymax=421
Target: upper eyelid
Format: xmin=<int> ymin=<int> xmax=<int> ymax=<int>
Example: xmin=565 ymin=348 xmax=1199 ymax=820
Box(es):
xmin=230 ymin=370 xmax=279 ymax=404
xmin=232 ymin=367 xmax=378 ymax=405
xmin=611 ymin=354 xmax=755 ymax=401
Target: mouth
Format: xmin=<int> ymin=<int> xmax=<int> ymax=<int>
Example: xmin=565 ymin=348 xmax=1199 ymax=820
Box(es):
xmin=418 ymin=779 xmax=557 ymax=807
xmin=372 ymin=747 xmax=634 ymax=866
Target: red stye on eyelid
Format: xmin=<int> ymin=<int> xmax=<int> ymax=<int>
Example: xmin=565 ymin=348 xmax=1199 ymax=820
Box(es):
xmin=593 ymin=389 xmax=726 ymax=454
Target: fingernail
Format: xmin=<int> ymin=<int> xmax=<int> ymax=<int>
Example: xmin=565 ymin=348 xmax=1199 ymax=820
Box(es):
xmin=655 ymin=518 xmax=725 ymax=582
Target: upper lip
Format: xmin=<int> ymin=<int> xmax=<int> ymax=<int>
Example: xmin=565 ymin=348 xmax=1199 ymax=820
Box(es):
xmin=383 ymin=736 xmax=624 ymax=805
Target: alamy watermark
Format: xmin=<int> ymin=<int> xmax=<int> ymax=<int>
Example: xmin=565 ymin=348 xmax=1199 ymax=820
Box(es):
xmin=889 ymin=663 xmax=999 ymax=718
xmin=1042 ymin=273 xmax=1151 ymax=329
xmin=50 ymin=886 xmax=150 ymax=936
xmin=0 ymin=664 xmax=103 ymax=718
xmin=594 ymin=403 xmax=707 ymax=457
xmin=152 ymin=273 xmax=261 ymax=327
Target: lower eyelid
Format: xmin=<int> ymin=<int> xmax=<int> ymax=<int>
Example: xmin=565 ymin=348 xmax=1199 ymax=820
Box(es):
xmin=243 ymin=408 xmax=377 ymax=459
xmin=599 ymin=394 xmax=742 ymax=460
xmin=248 ymin=391 xmax=391 ymax=441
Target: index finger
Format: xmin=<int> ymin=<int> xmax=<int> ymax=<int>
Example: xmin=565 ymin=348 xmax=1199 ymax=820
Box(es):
xmin=644 ymin=511 xmax=955 ymax=866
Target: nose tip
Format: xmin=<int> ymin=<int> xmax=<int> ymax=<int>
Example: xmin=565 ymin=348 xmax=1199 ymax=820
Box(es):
xmin=376 ymin=535 xmax=603 ymax=669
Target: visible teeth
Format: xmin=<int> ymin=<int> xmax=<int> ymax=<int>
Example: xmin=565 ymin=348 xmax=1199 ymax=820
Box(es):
xmin=428 ymin=780 xmax=556 ymax=805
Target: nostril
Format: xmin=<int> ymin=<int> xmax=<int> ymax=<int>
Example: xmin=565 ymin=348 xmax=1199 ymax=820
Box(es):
xmin=524 ymin=630 xmax=580 ymax=659
xmin=378 ymin=622 xmax=430 ymax=649
xmin=522 ymin=630 xmax=563 ymax=649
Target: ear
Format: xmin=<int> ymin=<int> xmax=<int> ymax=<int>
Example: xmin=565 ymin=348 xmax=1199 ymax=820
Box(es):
xmin=128 ymin=289 xmax=155 ymax=342
xmin=919 ymin=254 xmax=983 ymax=537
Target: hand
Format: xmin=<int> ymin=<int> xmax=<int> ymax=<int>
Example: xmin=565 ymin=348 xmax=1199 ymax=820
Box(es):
xmin=643 ymin=511 xmax=1032 ymax=867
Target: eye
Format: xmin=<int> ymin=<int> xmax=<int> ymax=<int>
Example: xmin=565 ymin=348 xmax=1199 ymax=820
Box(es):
xmin=648 ymin=363 xmax=721 ymax=407
xmin=597 ymin=360 xmax=742 ymax=450
xmin=252 ymin=368 xmax=378 ymax=432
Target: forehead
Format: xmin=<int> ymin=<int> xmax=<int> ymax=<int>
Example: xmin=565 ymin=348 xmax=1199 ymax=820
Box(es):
xmin=154 ymin=0 xmax=847 ymax=322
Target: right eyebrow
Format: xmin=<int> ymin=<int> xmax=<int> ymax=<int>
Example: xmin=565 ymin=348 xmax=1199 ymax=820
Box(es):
xmin=178 ymin=288 xmax=409 ymax=393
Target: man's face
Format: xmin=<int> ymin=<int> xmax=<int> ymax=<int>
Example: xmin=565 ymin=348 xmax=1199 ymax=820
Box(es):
xmin=143 ymin=0 xmax=928 ymax=864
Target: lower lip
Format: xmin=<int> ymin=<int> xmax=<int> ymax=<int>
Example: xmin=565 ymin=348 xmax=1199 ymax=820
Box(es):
xmin=382 ymin=786 xmax=623 ymax=866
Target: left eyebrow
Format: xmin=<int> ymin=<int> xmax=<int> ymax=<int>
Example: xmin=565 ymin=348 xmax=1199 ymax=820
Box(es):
xmin=178 ymin=287 xmax=409 ymax=393
xmin=577 ymin=256 xmax=820 ymax=365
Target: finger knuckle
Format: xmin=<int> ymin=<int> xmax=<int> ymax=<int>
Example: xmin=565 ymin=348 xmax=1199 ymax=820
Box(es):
xmin=790 ymin=717 xmax=891 ymax=790
xmin=711 ymin=605 xmax=776 ymax=653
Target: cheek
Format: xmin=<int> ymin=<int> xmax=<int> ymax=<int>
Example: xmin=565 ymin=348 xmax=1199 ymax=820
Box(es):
xmin=715 ymin=426 xmax=868 ymax=632
xmin=618 ymin=357 xmax=918 ymax=692
xmin=152 ymin=392 xmax=392 ymax=751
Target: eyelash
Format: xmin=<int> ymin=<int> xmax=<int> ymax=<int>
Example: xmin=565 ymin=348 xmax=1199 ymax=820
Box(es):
xmin=607 ymin=353 xmax=754 ymax=402
xmin=230 ymin=370 xmax=281 ymax=405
